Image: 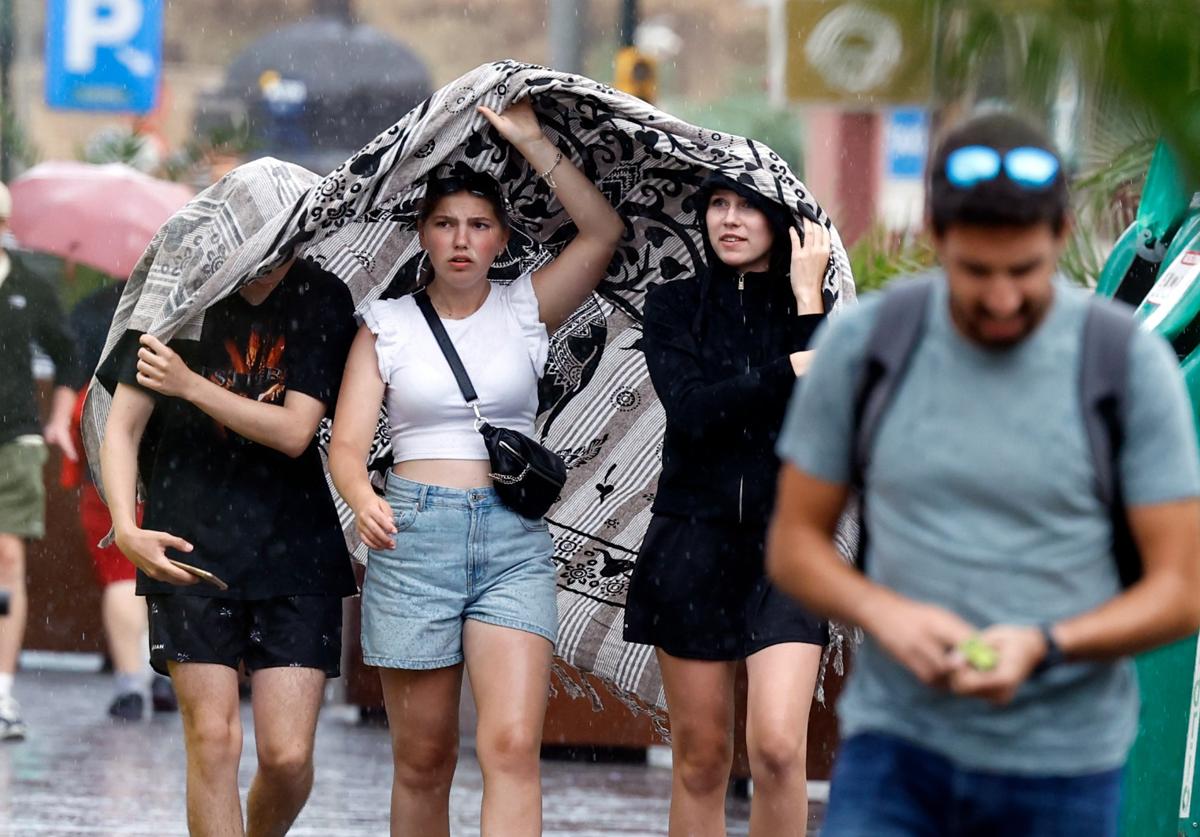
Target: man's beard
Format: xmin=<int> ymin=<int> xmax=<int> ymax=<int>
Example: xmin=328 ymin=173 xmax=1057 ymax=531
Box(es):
xmin=951 ymin=296 xmax=1051 ymax=349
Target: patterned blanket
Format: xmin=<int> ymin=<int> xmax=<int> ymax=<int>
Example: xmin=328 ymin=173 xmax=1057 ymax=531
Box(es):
xmin=83 ymin=60 xmax=857 ymax=716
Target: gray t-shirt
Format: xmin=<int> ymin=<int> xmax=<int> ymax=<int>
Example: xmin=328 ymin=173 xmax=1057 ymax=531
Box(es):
xmin=777 ymin=276 xmax=1200 ymax=775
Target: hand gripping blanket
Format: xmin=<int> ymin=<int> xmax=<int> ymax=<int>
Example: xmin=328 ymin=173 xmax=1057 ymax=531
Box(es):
xmin=83 ymin=61 xmax=857 ymax=718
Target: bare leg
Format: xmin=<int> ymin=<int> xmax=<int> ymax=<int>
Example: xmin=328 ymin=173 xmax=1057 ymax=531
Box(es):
xmin=245 ymin=666 xmax=326 ymax=837
xmin=463 ymin=620 xmax=553 ymax=837
xmin=171 ymin=662 xmax=245 ymax=837
xmin=379 ymin=664 xmax=463 ymax=837
xmin=745 ymin=643 xmax=822 ymax=837
xmin=101 ymin=580 xmax=147 ymax=676
xmin=0 ymin=534 xmax=26 ymax=677
xmin=656 ymin=649 xmax=737 ymax=837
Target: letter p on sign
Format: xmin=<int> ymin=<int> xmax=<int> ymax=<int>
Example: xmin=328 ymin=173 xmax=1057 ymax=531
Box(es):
xmin=66 ymin=0 xmax=143 ymax=74
xmin=46 ymin=0 xmax=162 ymax=113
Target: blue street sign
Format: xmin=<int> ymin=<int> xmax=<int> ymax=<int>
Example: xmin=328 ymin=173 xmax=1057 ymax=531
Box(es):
xmin=45 ymin=0 xmax=163 ymax=113
xmin=886 ymin=108 xmax=929 ymax=180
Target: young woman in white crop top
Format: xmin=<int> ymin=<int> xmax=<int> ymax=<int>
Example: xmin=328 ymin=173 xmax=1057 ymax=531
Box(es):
xmin=329 ymin=100 xmax=622 ymax=836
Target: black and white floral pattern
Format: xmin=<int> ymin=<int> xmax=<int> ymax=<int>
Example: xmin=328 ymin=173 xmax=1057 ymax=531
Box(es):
xmin=84 ymin=61 xmax=856 ymax=713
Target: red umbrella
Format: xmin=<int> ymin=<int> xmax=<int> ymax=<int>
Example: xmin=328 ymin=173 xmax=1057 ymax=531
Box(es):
xmin=7 ymin=161 xmax=194 ymax=280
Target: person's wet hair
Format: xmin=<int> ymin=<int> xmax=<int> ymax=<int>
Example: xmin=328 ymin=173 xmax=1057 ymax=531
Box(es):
xmin=418 ymin=171 xmax=510 ymax=231
xmin=928 ymin=112 xmax=1069 ymax=237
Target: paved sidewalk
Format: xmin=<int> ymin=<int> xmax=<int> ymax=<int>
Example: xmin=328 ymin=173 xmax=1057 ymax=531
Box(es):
xmin=0 ymin=669 xmax=823 ymax=835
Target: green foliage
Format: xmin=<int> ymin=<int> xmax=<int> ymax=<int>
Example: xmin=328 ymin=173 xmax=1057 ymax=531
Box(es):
xmin=847 ymin=226 xmax=936 ymax=294
xmin=932 ymin=0 xmax=1197 ymax=164
xmin=0 ymin=101 xmax=40 ymax=172
xmin=1063 ymin=133 xmax=1157 ymax=287
xmin=1104 ymin=0 xmax=1200 ymax=182
xmin=160 ymin=120 xmax=258 ymax=183
xmin=856 ymin=0 xmax=1200 ymax=290
xmin=80 ymin=128 xmax=156 ymax=169
xmin=77 ymin=118 xmax=259 ymax=184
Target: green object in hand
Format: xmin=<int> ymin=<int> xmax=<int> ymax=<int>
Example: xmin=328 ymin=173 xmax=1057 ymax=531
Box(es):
xmin=961 ymin=635 xmax=999 ymax=672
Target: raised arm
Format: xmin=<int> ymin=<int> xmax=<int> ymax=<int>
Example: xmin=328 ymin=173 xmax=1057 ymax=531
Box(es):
xmin=134 ymin=334 xmax=327 ymax=458
xmin=328 ymin=326 xmax=396 ymax=551
xmin=100 ymin=383 xmax=198 ymax=586
xmin=786 ymin=219 xmax=833 ymax=376
xmin=478 ymin=101 xmax=624 ymax=332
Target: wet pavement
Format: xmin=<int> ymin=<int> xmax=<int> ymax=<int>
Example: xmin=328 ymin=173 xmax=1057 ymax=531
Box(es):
xmin=0 ymin=669 xmax=824 ymax=835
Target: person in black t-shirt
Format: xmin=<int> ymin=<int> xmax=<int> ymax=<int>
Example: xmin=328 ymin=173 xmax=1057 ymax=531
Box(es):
xmin=0 ymin=182 xmax=79 ymax=741
xmin=99 ymin=256 xmax=356 ymax=835
xmin=67 ymin=280 xmax=178 ymax=721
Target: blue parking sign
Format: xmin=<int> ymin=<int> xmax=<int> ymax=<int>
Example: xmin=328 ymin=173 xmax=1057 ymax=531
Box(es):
xmin=45 ymin=0 xmax=163 ymax=113
xmin=886 ymin=108 xmax=928 ymax=180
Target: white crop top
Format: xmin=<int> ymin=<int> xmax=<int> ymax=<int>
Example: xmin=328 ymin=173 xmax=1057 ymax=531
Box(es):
xmin=359 ymin=274 xmax=549 ymax=462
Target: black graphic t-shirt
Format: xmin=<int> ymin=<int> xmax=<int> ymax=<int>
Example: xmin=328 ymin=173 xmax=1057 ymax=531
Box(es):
xmin=99 ymin=259 xmax=358 ymax=600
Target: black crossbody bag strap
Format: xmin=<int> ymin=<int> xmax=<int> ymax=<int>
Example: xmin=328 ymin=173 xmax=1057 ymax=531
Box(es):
xmin=412 ymin=288 xmax=567 ymax=519
xmin=414 ymin=290 xmax=479 ymax=405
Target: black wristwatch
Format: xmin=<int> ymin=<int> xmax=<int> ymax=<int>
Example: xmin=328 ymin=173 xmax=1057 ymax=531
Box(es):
xmin=1034 ymin=623 xmax=1066 ymax=675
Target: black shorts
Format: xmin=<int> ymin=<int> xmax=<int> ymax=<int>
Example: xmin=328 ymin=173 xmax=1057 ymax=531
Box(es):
xmin=623 ymin=514 xmax=828 ymax=660
xmin=146 ymin=594 xmax=343 ymax=678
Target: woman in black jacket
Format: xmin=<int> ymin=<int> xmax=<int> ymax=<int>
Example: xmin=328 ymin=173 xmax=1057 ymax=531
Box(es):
xmin=625 ymin=172 xmax=832 ymax=836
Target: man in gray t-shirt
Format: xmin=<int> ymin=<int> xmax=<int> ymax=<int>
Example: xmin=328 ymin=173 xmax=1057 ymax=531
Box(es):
xmin=768 ymin=113 xmax=1200 ymax=836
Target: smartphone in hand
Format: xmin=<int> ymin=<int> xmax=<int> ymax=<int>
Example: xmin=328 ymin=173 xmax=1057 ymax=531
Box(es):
xmin=167 ymin=559 xmax=229 ymax=591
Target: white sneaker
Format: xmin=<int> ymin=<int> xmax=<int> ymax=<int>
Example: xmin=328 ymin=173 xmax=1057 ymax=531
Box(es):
xmin=0 ymin=694 xmax=26 ymax=741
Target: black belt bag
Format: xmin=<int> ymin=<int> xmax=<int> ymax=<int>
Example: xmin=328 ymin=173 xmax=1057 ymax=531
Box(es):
xmin=415 ymin=290 xmax=566 ymax=519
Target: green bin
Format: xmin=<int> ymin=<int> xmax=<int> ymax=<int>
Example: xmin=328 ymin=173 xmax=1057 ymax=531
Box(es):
xmin=1118 ymin=254 xmax=1200 ymax=834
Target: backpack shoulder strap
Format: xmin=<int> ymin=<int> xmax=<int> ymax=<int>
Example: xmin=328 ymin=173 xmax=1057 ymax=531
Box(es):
xmin=1080 ymin=295 xmax=1140 ymax=586
xmin=852 ymin=275 xmax=936 ymax=488
xmin=1080 ymin=297 xmax=1137 ymax=506
xmin=849 ymin=275 xmax=934 ymax=573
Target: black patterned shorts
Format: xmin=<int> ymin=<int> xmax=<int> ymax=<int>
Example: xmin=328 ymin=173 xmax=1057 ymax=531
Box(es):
xmin=146 ymin=594 xmax=343 ymax=678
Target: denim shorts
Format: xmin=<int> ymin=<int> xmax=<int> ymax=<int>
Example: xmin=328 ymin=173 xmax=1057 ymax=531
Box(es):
xmin=361 ymin=474 xmax=558 ymax=669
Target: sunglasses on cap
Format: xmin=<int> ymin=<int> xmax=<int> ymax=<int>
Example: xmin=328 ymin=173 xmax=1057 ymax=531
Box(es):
xmin=944 ymin=145 xmax=1061 ymax=190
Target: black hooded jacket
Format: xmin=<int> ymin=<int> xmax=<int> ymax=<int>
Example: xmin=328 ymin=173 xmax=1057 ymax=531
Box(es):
xmin=642 ymin=174 xmax=826 ymax=528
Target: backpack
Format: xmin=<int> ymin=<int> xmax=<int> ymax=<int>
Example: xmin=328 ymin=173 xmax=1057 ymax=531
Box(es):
xmin=849 ymin=276 xmax=1141 ymax=587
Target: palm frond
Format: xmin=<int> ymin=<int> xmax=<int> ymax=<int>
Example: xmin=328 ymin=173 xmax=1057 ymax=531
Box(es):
xmin=848 ymin=226 xmax=937 ymax=293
